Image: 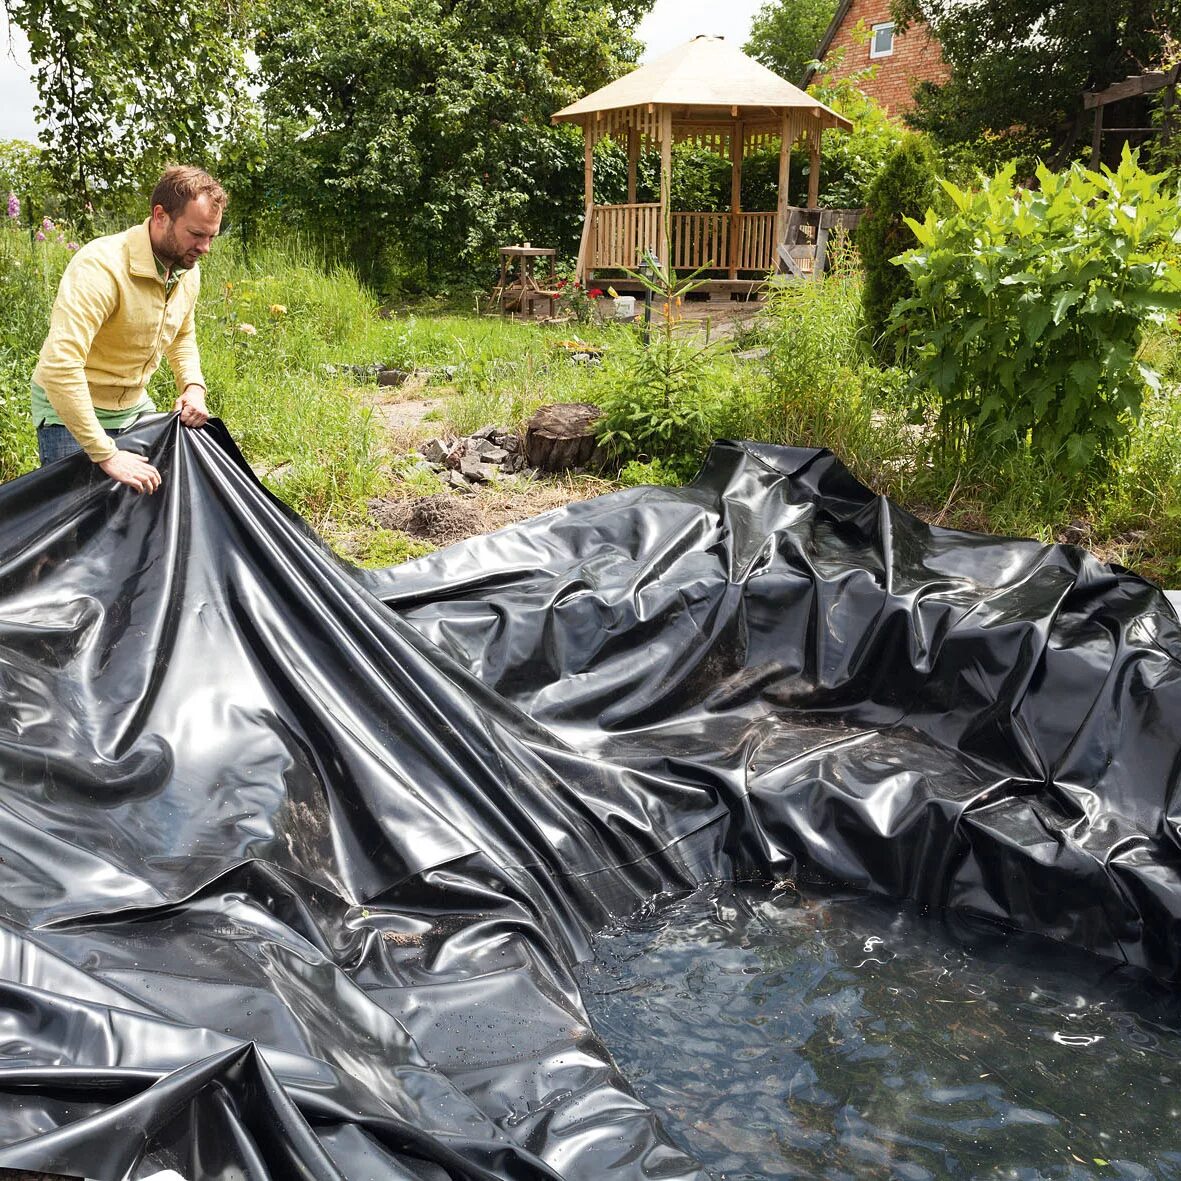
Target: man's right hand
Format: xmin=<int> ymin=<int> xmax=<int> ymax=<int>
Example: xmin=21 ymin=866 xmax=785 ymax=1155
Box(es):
xmin=98 ymin=450 xmax=162 ymax=494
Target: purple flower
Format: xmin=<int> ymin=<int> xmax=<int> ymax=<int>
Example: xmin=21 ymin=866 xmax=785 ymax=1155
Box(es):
xmin=34 ymin=231 xmax=45 ymax=242
xmin=66 ymin=241 xmax=78 ymax=251
xmin=5 ymin=192 xmax=17 ymax=220
xmin=41 ymin=217 xmax=53 ymax=232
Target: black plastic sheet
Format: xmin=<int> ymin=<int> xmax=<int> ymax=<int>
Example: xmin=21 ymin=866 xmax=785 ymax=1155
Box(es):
xmin=0 ymin=415 xmax=1178 ymax=1179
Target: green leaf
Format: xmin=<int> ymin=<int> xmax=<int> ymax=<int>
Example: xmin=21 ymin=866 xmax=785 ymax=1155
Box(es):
xmin=1050 ymin=288 xmax=1083 ymax=323
xmin=1022 ymin=304 xmax=1052 ymax=344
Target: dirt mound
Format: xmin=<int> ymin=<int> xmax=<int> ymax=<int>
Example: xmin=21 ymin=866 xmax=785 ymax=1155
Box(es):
xmin=369 ymin=482 xmax=602 ymax=548
xmin=370 ymin=494 xmax=485 ymax=544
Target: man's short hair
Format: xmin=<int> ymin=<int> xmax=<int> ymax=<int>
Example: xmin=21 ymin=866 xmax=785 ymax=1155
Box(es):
xmin=150 ymin=166 xmax=228 ymax=218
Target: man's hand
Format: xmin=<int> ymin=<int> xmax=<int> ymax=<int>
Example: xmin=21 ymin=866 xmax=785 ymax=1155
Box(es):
xmin=99 ymin=450 xmax=161 ymax=494
xmin=175 ymin=384 xmax=209 ymax=428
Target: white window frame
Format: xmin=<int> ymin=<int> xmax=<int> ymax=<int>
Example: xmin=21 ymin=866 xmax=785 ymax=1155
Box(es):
xmin=870 ymin=21 xmax=895 ymax=58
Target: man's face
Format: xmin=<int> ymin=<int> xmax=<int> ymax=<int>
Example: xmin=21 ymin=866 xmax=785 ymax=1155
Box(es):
xmin=151 ymin=193 xmax=222 ymax=269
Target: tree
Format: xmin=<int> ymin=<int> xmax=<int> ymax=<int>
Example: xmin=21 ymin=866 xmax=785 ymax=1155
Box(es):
xmin=894 ymin=0 xmax=1181 ymax=160
xmin=2 ymin=0 xmax=255 ymax=219
xmin=744 ymin=0 xmax=840 ymax=85
xmin=856 ymin=134 xmax=940 ymax=356
xmin=250 ymin=0 xmax=654 ymax=289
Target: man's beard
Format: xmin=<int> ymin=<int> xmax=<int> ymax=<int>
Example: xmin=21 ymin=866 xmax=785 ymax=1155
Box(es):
xmin=157 ymin=224 xmax=198 ymax=269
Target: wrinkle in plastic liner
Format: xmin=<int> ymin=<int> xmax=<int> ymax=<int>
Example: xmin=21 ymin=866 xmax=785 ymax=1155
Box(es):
xmin=0 ymin=414 xmax=1178 ymax=1179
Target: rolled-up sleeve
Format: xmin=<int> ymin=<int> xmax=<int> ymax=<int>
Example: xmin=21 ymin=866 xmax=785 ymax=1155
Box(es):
xmin=164 ymin=271 xmax=205 ymax=395
xmin=33 ymin=256 xmax=119 ymax=463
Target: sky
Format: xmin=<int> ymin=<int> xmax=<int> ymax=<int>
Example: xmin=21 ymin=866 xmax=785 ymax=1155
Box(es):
xmin=0 ymin=1 xmax=767 ymax=143
xmin=0 ymin=18 xmax=35 ymax=141
xmin=637 ymin=0 xmax=765 ymax=61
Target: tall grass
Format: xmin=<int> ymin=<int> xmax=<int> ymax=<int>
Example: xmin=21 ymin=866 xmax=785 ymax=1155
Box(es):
xmin=0 ymin=222 xmax=66 ymax=477
xmin=187 ymin=237 xmax=392 ymax=528
xmin=743 ymin=246 xmax=912 ymax=490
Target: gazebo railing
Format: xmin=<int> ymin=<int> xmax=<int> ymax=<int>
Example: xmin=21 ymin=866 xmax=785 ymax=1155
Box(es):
xmin=734 ymin=212 xmax=777 ymax=272
xmin=583 ymin=204 xmax=779 ymax=275
xmin=591 ymin=202 xmax=661 ymax=270
xmin=670 ymin=212 xmax=729 ymax=271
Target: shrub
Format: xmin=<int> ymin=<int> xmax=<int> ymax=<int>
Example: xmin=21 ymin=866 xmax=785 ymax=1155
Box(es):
xmin=856 ymin=135 xmax=941 ymax=357
xmin=593 ymin=251 xmax=737 ymax=480
xmin=618 ymin=458 xmax=683 ymax=487
xmin=894 ymin=148 xmax=1181 ymax=476
xmin=593 ymin=331 xmax=735 ymax=480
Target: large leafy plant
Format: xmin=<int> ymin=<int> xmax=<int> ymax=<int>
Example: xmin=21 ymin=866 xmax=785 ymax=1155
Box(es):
xmin=894 ymin=148 xmax=1181 ymax=473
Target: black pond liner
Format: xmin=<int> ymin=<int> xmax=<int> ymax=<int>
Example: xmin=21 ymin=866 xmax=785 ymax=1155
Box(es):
xmin=0 ymin=414 xmax=1177 ymax=1180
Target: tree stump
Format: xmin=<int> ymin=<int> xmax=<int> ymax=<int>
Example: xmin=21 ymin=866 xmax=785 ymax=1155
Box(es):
xmin=524 ymin=402 xmax=608 ymax=472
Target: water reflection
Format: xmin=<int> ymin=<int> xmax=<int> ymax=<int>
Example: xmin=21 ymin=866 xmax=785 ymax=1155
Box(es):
xmin=578 ymin=882 xmax=1181 ymax=1180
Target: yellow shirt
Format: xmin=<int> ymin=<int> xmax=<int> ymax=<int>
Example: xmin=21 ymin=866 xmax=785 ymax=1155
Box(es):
xmin=33 ymin=219 xmax=206 ymax=462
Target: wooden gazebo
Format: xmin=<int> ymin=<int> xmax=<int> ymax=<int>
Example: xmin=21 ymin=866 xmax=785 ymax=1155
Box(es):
xmin=552 ymin=35 xmax=852 ymax=290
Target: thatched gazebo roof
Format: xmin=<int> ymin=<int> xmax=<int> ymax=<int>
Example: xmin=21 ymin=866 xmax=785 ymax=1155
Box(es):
xmin=552 ymin=35 xmax=852 ymax=140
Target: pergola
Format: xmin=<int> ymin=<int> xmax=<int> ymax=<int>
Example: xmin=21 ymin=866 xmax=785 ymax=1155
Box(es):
xmin=551 ymin=35 xmax=852 ymax=286
xmin=1084 ymin=65 xmax=1181 ymax=167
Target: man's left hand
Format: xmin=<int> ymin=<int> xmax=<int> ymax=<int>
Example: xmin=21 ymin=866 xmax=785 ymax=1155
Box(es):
xmin=175 ymin=385 xmax=209 ymax=428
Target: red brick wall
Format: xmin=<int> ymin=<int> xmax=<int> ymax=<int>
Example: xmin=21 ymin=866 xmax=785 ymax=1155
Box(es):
xmin=822 ymin=0 xmax=949 ymax=116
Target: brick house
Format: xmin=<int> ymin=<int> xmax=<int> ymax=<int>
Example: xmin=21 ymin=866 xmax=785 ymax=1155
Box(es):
xmin=801 ymin=0 xmax=949 ymax=116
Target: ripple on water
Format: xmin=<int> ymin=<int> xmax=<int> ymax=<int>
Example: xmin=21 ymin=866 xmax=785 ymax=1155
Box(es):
xmin=578 ymin=883 xmax=1181 ymax=1181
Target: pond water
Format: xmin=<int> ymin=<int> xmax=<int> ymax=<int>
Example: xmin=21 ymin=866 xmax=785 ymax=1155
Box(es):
xmin=578 ymin=883 xmax=1181 ymax=1181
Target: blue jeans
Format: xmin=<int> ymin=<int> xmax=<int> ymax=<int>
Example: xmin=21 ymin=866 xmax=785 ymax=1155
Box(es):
xmin=36 ymin=423 xmax=127 ymax=467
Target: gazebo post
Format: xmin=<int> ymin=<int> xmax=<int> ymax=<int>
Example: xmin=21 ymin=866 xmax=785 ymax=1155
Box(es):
xmin=659 ymin=107 xmax=672 ymax=266
xmin=729 ymin=117 xmax=743 ymax=279
xmin=576 ymin=124 xmax=595 ymax=283
xmin=627 ymin=128 xmax=639 ymax=204
xmin=584 ymin=122 xmax=595 ymax=209
xmin=775 ymin=112 xmax=791 ymax=246
xmin=807 ymin=122 xmax=822 ymax=210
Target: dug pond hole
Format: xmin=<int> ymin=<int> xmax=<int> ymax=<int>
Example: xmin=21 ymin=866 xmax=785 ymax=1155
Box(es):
xmin=578 ymin=883 xmax=1181 ymax=1180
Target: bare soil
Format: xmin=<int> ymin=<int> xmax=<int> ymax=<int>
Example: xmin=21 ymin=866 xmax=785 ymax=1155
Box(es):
xmin=358 ymin=373 xmax=612 ymax=553
xmin=369 ymin=479 xmax=606 ymax=547
xmin=355 ymin=301 xmax=766 ymax=555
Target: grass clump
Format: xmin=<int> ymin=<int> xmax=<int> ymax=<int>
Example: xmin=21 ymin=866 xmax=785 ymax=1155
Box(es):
xmin=345 ymin=527 xmax=436 ymax=569
xmin=0 ymin=223 xmax=67 ymax=477
xmin=749 ymin=242 xmax=910 ymax=490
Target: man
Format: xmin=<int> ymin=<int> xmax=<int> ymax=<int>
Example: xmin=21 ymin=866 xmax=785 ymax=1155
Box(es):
xmin=32 ymin=166 xmax=226 ymax=494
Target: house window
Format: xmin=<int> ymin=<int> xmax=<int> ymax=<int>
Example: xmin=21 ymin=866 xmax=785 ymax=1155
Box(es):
xmin=870 ymin=22 xmax=895 ymax=57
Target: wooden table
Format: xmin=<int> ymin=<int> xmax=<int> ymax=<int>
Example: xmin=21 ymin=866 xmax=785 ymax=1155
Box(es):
xmin=496 ymin=246 xmax=558 ymax=316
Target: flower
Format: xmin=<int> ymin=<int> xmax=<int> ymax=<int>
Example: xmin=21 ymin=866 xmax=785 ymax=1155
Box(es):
xmin=66 ymin=241 xmax=78 ymax=251
xmin=41 ymin=217 xmax=54 ymax=232
xmin=235 ymin=322 xmax=257 ymax=336
xmin=34 ymin=231 xmax=45 ymax=242
xmin=587 ymin=288 xmax=603 ymax=299
xmin=5 ymin=192 xmax=18 ymax=220
xmin=268 ymin=303 xmax=287 ymax=316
